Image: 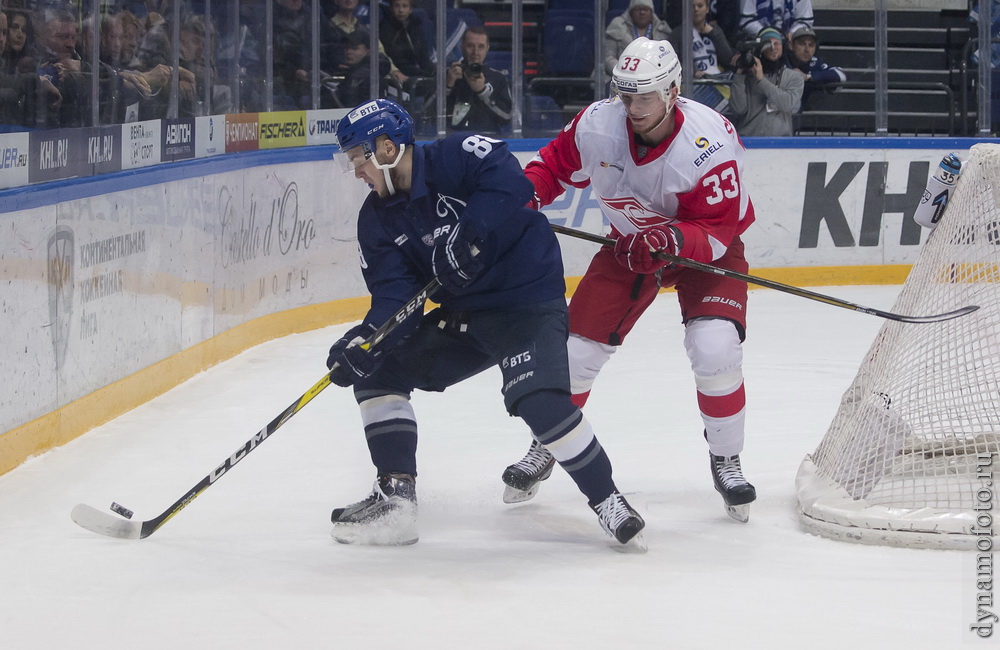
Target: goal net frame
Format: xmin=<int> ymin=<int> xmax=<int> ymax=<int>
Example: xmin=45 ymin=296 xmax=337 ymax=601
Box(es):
xmin=796 ymin=143 xmax=1000 ymax=550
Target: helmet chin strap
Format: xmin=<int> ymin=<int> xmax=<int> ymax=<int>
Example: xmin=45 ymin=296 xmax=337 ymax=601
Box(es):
xmin=371 ymin=143 xmax=407 ymax=196
xmin=649 ymin=96 xmax=676 ymax=131
xmin=631 ymin=94 xmax=675 ymax=132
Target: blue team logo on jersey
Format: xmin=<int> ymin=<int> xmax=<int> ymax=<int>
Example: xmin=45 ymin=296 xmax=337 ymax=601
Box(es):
xmin=435 ymin=194 xmax=467 ymax=220
xmin=695 ymin=137 xmax=710 ymax=149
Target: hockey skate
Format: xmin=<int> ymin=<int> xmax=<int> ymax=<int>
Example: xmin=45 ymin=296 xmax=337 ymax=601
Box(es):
xmin=330 ymin=473 xmax=418 ymax=545
xmin=590 ymin=491 xmax=647 ymax=552
xmin=501 ymin=440 xmax=556 ymax=504
xmin=710 ymin=453 xmax=757 ymax=523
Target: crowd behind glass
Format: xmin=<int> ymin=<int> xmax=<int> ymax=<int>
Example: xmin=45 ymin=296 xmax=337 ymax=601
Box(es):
xmin=0 ymin=0 xmax=993 ymax=137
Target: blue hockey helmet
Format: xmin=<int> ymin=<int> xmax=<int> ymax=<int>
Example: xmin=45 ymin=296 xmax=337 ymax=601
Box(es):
xmin=336 ymin=98 xmax=415 ymax=156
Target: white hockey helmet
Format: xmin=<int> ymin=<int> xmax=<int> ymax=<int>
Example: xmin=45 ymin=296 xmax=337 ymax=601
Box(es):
xmin=611 ymin=37 xmax=681 ymax=102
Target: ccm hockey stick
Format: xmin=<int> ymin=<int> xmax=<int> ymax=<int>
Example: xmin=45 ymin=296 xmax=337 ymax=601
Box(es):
xmin=71 ymin=278 xmax=440 ymax=539
xmin=551 ymin=223 xmax=979 ymax=324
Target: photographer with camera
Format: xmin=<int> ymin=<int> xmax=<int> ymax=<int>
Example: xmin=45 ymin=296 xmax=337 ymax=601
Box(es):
xmin=727 ymin=27 xmax=802 ymax=136
xmin=446 ymin=26 xmax=511 ymax=134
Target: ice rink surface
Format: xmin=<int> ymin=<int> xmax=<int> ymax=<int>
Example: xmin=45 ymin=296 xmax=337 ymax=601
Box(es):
xmin=0 ymin=286 xmax=970 ymax=649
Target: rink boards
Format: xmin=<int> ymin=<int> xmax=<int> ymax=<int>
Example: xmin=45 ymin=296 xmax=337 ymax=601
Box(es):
xmin=0 ymin=137 xmax=983 ymax=475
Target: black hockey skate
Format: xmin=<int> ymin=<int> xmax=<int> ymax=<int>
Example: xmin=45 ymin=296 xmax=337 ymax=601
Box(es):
xmin=501 ymin=440 xmax=556 ymax=504
xmin=590 ymin=491 xmax=647 ymax=553
xmin=710 ymin=453 xmax=756 ymax=523
xmin=331 ymin=473 xmax=418 ymax=545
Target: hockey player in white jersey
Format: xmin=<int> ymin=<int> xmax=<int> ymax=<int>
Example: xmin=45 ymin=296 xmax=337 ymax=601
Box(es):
xmin=502 ymin=37 xmax=758 ymax=522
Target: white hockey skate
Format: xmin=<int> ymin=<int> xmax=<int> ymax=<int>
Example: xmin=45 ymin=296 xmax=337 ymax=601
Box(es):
xmin=591 ymin=491 xmax=647 ymax=553
xmin=501 ymin=440 xmax=556 ymax=504
xmin=710 ymin=453 xmax=756 ymax=523
xmin=331 ymin=473 xmax=418 ymax=545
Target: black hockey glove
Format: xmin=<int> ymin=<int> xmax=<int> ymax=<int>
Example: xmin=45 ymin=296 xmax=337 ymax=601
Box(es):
xmin=327 ymin=323 xmax=380 ymax=387
xmin=431 ymin=221 xmax=483 ymax=293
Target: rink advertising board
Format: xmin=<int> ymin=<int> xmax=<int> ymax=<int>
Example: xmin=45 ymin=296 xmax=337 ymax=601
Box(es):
xmin=258 ymin=111 xmax=307 ymax=150
xmin=513 ymin=146 xmax=970 ymax=273
xmin=225 ymin=113 xmax=260 ymax=152
xmin=28 ymin=128 xmax=88 ymax=183
xmin=85 ymin=125 xmax=123 ymax=175
xmin=161 ymin=118 xmax=196 ymax=162
xmin=195 ymin=115 xmax=226 ymax=158
xmin=306 ymin=109 xmax=348 ymax=146
xmin=121 ymin=120 xmax=161 ymax=170
xmin=0 ymin=132 xmax=30 ymax=189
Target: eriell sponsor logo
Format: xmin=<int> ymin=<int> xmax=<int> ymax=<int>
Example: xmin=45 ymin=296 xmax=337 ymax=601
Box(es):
xmin=693 ymin=137 xmax=725 ymax=167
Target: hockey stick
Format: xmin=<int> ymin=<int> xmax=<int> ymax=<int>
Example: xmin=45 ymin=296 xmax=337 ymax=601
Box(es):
xmin=71 ymin=278 xmax=440 ymax=540
xmin=550 ymin=223 xmax=979 ymax=324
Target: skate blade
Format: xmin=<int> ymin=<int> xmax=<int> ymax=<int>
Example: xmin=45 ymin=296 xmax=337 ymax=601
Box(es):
xmin=503 ymin=483 xmax=539 ymax=504
xmin=332 ymin=523 xmax=419 ymax=546
xmin=612 ymin=531 xmax=648 ymax=554
xmin=725 ymin=503 xmax=751 ymax=523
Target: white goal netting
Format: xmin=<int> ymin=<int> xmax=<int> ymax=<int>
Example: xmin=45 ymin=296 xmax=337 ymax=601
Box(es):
xmin=796 ymin=143 xmax=1000 ymax=550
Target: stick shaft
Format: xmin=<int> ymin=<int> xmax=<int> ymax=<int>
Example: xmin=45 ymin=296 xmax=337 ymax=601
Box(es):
xmin=550 ymin=223 xmax=978 ymax=324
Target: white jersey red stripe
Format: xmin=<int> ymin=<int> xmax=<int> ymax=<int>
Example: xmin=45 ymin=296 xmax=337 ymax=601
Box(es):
xmin=526 ymin=96 xmax=755 ymax=264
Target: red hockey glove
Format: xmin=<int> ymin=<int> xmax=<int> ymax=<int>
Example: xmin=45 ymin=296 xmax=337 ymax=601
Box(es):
xmin=613 ymin=226 xmax=681 ymax=274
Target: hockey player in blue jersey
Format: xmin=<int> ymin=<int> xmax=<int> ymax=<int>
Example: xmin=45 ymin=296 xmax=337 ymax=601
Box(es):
xmin=326 ymin=98 xmax=646 ymax=550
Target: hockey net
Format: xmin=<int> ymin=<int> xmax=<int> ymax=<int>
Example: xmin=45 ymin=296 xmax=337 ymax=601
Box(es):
xmin=796 ymin=143 xmax=1000 ymax=550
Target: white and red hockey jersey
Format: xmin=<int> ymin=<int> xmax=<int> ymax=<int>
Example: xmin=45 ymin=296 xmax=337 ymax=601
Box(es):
xmin=526 ymin=97 xmax=755 ymax=264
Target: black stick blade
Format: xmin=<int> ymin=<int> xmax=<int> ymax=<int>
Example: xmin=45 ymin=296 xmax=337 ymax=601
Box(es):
xmin=888 ymin=304 xmax=980 ymax=324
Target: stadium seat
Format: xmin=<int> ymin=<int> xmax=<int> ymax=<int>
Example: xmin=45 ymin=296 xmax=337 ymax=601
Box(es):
xmin=485 ymin=51 xmax=513 ymax=78
xmin=524 ymin=94 xmax=564 ymax=135
xmin=542 ymin=10 xmax=595 ymax=76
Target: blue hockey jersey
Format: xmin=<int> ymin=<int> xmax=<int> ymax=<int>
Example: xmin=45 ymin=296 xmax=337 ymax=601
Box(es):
xmin=353 ymin=133 xmax=566 ymax=343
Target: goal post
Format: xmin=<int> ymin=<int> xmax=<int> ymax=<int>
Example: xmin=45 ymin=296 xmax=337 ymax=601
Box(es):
xmin=796 ymin=143 xmax=1000 ymax=550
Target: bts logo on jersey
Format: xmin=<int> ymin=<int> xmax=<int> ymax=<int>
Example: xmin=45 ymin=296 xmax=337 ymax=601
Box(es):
xmin=602 ymin=197 xmax=673 ymax=229
xmin=502 ymin=349 xmax=533 ymax=369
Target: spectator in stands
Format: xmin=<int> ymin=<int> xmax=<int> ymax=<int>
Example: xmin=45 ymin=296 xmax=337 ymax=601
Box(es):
xmin=727 ymin=26 xmax=802 ymax=135
xmin=0 ymin=9 xmax=60 ymax=128
xmin=782 ymin=23 xmax=844 ymax=109
xmin=969 ymin=1 xmax=1000 ymax=68
xmin=380 ymin=0 xmax=433 ymax=81
xmin=445 ymin=25 xmax=511 ymax=134
xmin=664 ymin=0 xmax=742 ymax=47
xmin=335 ymin=28 xmax=390 ymax=108
xmin=117 ymin=10 xmax=143 ymax=67
xmin=274 ymin=0 xmax=314 ymax=108
xmin=80 ymin=13 xmax=126 ymax=68
xmin=34 ymin=4 xmax=91 ymax=127
xmin=737 ymin=0 xmax=813 ymax=40
xmin=668 ymin=0 xmax=734 ymax=112
xmin=606 ymin=0 xmax=671 ymax=75
xmin=323 ymin=0 xmax=405 ymax=85
xmin=5 ymin=9 xmax=35 ymax=74
xmin=179 ymin=14 xmax=222 ymax=114
xmin=128 ymin=12 xmax=198 ymax=118
xmin=79 ymin=13 xmax=153 ymax=124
